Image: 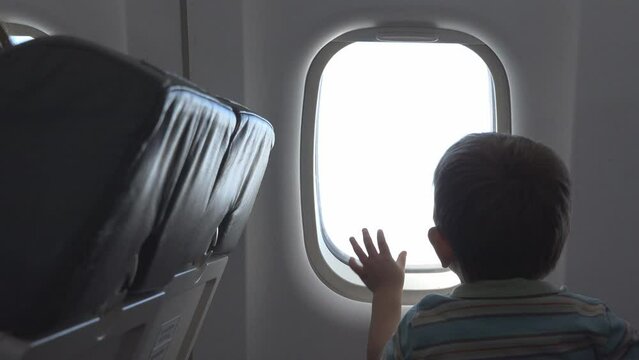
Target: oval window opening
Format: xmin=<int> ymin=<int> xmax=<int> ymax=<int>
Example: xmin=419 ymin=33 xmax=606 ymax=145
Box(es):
xmin=302 ymin=28 xmax=510 ymax=302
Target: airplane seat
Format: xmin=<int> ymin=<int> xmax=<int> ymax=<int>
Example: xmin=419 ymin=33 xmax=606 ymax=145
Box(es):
xmin=0 ymin=34 xmax=274 ymax=360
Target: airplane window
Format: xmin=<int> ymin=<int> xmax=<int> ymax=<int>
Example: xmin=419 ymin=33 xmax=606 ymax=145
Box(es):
xmin=10 ymin=36 xmax=34 ymax=45
xmin=1 ymin=22 xmax=46 ymax=46
xmin=301 ymin=28 xmax=511 ymax=303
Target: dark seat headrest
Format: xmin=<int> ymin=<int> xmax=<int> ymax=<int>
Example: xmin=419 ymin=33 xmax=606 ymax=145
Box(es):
xmin=0 ymin=36 xmax=274 ymax=337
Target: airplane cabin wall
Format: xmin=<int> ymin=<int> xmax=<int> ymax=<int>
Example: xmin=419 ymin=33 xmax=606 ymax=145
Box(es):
xmin=566 ymin=0 xmax=639 ymax=327
xmin=0 ymin=0 xmax=128 ymax=51
xmin=124 ymin=0 xmax=183 ymax=76
xmin=0 ymin=0 xmax=184 ymax=74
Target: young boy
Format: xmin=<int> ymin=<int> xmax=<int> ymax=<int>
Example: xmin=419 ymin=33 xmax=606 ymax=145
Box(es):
xmin=349 ymin=133 xmax=639 ymax=359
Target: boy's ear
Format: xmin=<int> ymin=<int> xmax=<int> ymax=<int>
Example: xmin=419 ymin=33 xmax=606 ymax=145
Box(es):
xmin=428 ymin=227 xmax=456 ymax=268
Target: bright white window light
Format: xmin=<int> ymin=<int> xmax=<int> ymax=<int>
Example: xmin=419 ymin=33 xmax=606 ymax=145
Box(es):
xmin=10 ymin=36 xmax=33 ymax=45
xmin=316 ymin=42 xmax=494 ymax=287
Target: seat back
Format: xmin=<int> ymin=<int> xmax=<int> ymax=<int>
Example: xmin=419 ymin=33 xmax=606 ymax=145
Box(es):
xmin=0 ymin=36 xmax=274 ymax=359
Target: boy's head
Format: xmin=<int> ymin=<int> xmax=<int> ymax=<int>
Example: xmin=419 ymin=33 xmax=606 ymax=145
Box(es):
xmin=428 ymin=133 xmax=570 ymax=283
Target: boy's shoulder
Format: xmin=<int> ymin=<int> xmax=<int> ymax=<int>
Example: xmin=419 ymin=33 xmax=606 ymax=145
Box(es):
xmin=556 ymin=290 xmax=607 ymax=305
xmin=418 ymin=288 xmax=609 ymax=305
xmin=413 ymin=292 xmax=459 ymax=311
xmin=408 ymin=288 xmax=609 ymax=319
xmin=412 ymin=283 xmax=608 ymax=309
xmin=398 ymin=285 xmax=614 ymax=338
xmin=391 ymin=287 xmax=638 ymax=359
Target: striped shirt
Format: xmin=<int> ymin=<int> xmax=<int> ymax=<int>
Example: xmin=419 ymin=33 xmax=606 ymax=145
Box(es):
xmin=383 ymin=278 xmax=639 ymax=359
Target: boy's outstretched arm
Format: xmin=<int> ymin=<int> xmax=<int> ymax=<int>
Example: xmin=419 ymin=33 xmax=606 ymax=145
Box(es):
xmin=349 ymin=228 xmax=407 ymax=360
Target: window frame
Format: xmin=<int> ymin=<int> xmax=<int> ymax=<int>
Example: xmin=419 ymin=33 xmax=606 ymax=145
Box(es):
xmin=300 ymin=27 xmax=511 ymax=303
xmin=4 ymin=22 xmax=47 ymax=38
xmin=2 ymin=22 xmax=47 ymax=46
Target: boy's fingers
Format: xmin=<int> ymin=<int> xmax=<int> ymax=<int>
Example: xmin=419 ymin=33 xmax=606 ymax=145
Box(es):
xmin=396 ymin=251 xmax=407 ymax=271
xmin=348 ymin=257 xmax=365 ymax=278
xmin=376 ymin=229 xmax=391 ymax=256
xmin=350 ymin=237 xmax=368 ymax=263
xmin=362 ymin=228 xmax=378 ymax=256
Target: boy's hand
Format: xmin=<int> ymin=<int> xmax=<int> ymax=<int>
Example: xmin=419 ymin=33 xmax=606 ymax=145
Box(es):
xmin=348 ymin=228 xmax=407 ymax=295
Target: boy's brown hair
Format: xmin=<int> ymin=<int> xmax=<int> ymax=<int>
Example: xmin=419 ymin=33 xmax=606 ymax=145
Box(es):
xmin=433 ymin=133 xmax=571 ymax=282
